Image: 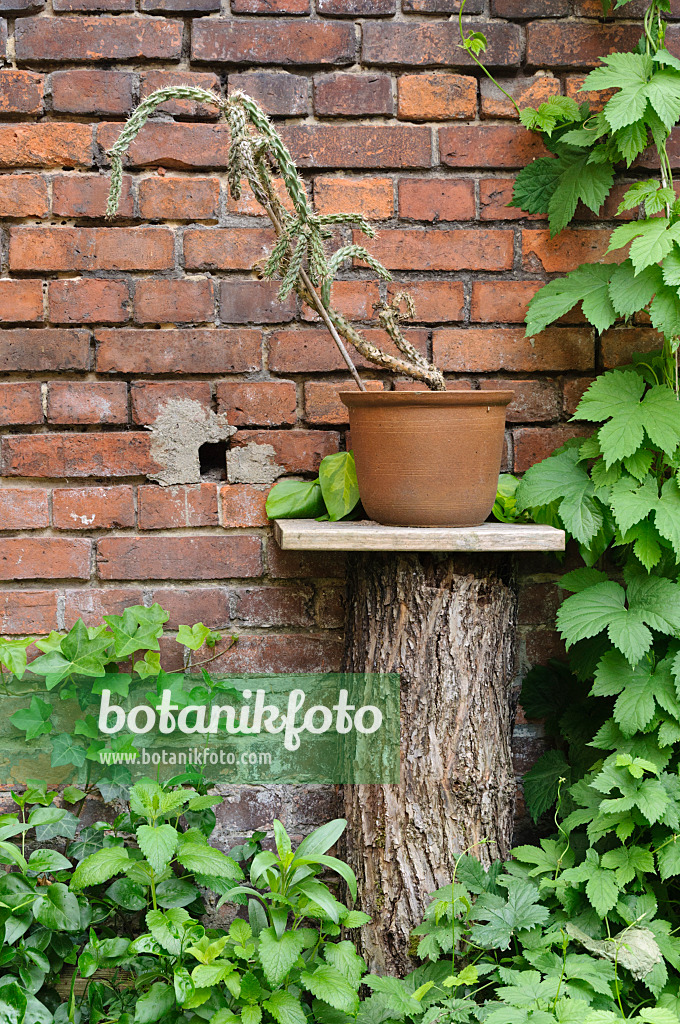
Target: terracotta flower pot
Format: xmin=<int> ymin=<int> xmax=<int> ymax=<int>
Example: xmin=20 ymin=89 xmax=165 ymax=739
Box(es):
xmin=339 ymin=390 xmax=513 ymax=527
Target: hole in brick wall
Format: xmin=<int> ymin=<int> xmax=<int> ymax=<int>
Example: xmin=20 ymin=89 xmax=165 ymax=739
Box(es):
xmin=199 ymin=440 xmax=228 ymax=481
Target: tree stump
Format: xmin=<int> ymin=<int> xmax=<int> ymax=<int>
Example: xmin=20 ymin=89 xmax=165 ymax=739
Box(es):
xmin=342 ymin=552 xmax=518 ymax=975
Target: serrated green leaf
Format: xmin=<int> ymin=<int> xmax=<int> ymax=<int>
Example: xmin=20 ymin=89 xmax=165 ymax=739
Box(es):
xmin=526 ymin=263 xmax=616 ymax=337
xmin=608 ymin=260 xmax=660 ymax=317
xmin=258 ymin=927 xmax=305 ymax=986
xmin=70 ymin=846 xmax=129 ymax=890
xmin=137 ymin=823 xmax=178 ymax=875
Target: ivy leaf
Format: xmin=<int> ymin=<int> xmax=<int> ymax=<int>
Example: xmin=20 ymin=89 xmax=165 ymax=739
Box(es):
xmin=0 ymin=637 xmax=32 ymax=679
xmin=30 ymin=619 xmax=112 ymax=684
xmin=176 ymin=623 xmax=211 ymax=651
xmin=10 ymin=696 xmax=52 ymax=741
xmin=319 ymin=451 xmax=360 ymax=522
xmin=51 ymin=732 xmax=86 ymax=768
xmin=526 ymin=264 xmax=617 ymax=337
xmin=470 ymin=878 xmax=549 ymax=950
xmin=258 ymin=928 xmax=306 ymax=986
xmin=266 ymin=479 xmax=326 ymax=519
xmin=137 ymin=824 xmax=178 ymax=875
xmin=104 ymin=606 xmax=164 ymax=659
xmin=608 ymin=260 xmax=661 ymax=317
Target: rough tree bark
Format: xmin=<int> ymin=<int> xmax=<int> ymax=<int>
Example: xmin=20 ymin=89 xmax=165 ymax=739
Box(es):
xmin=342 ymin=552 xmax=518 ymax=975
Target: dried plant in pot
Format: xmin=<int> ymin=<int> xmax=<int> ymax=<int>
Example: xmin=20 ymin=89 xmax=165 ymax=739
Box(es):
xmin=106 ymin=88 xmax=512 ymax=527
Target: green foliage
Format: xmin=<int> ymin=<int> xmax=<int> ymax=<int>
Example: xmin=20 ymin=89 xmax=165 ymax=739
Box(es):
xmin=266 ymin=451 xmax=361 ymax=522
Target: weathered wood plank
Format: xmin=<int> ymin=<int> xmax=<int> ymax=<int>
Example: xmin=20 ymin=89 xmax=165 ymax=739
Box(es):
xmin=274 ymin=519 xmax=565 ymax=551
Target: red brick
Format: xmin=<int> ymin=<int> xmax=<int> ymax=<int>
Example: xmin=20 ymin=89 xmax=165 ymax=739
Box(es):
xmin=0 ymin=70 xmax=43 ymax=114
xmin=10 ymin=228 xmax=174 ymax=272
xmin=522 ymin=628 xmax=566 ymax=667
xmin=149 ymin=588 xmax=230 ymax=629
xmin=204 ymin=634 xmax=342 ymax=674
xmin=482 ymin=379 xmax=560 ymax=422
xmin=216 ymin=381 xmax=297 ymax=427
xmin=353 ymin=228 xmax=513 ymax=271
xmin=48 ymin=279 xmax=129 ymax=325
xmin=228 ymin=72 xmax=308 ymax=116
xmin=480 ymin=74 xmax=560 ymax=119
xmin=138 ymin=177 xmax=219 ymax=221
xmin=54 ymin=0 xmax=133 ymax=11
xmin=138 ymin=483 xmax=219 ymax=529
xmin=139 ymin=71 xmax=220 ymax=119
xmin=269 ymin=327 xmax=428 ymax=372
xmin=522 ymin=229 xmax=614 ymax=272
xmin=315 ymin=584 xmax=344 ymax=627
xmin=563 ymin=377 xmax=594 ymax=416
xmin=52 ymin=174 xmax=134 ymax=219
xmin=398 ymin=73 xmax=476 ymax=121
xmin=133 ymin=278 xmax=214 ymax=325
xmin=433 ymin=327 xmax=595 ymax=372
xmin=232 ymin=586 xmax=314 ymax=627
xmin=0 ymin=280 xmax=43 ymax=323
xmin=601 ymin=327 xmax=661 ymax=368
xmin=386 ymin=281 xmax=464 ymax=322
xmin=47 ymin=382 xmax=127 ymax=425
xmin=97 ymin=535 xmax=262 ymax=580
xmin=318 ymin=0 xmax=394 ymax=11
xmin=131 ymin=381 xmax=212 ymax=424
xmin=479 ymin=177 xmax=543 ymax=221
xmin=0 ymin=382 xmax=43 ymax=424
xmin=0 ymin=330 xmax=89 ymax=371
xmin=403 ymin=0 xmax=482 ymax=7
xmin=440 ymin=126 xmax=549 ymax=168
xmin=314 ymin=176 xmax=393 ymax=219
xmin=526 ymin=22 xmax=642 ymax=68
xmin=314 ymin=73 xmax=393 ymax=117
xmin=301 ymin=281 xmax=380 ymax=323
xmin=513 ymin=425 xmax=590 ymax=472
xmin=63 ymin=587 xmax=144 ymax=627
xmin=220 ymin=484 xmax=269 ymax=527
xmin=0 ymin=538 xmax=90 ymax=580
xmin=139 ymin=0 xmax=219 ymax=11
xmin=184 ymin=228 xmax=276 ymax=271
xmin=192 ymin=19 xmax=355 ymax=65
xmin=0 ymin=124 xmax=91 ymax=168
xmin=0 ymin=0 xmax=42 ymax=11
xmin=234 ymin=0 xmax=309 ymax=12
xmin=565 ymin=74 xmax=614 ymax=113
xmin=53 ymin=486 xmax=135 ymax=530
xmin=303 ymin=380 xmax=384 ymax=425
xmin=281 ymin=125 xmax=431 ymax=169
xmin=231 ymin=429 xmax=339 ymax=474
xmin=398 ymin=178 xmax=475 ymax=221
xmin=15 ymin=16 xmax=182 ymax=61
xmin=362 ymin=22 xmax=521 ymax=67
xmin=226 ymin=178 xmax=294 ymax=217
xmin=471 ymin=281 xmax=543 ymax=323
xmin=96 ymin=329 xmax=262 ymax=374
xmin=2 ymin=433 xmax=158 ymax=478
xmin=219 ymin=281 xmax=296 ymax=324
xmin=0 ymin=591 xmax=58 ymax=635
xmin=0 ymin=175 xmax=48 ymax=217
xmin=51 ymin=70 xmax=133 ymax=115
xmin=266 ymin=543 xmax=346 ymax=579
xmin=492 ymin=0 xmax=566 ymax=16
xmin=0 ymin=488 xmax=48 ymax=530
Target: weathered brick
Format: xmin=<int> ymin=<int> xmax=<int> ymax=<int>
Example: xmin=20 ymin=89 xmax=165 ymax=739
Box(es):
xmin=362 ymin=22 xmax=521 ymax=67
xmin=233 ymin=0 xmax=309 ymax=12
xmin=526 ymin=22 xmax=642 ymax=68
xmin=96 ymin=329 xmax=262 ymax=374
xmin=138 ymin=177 xmax=220 ymax=221
xmin=216 ymin=381 xmax=297 ymax=427
xmin=220 ymin=484 xmax=269 ymax=527
xmin=192 ymin=19 xmax=355 ymax=64
xmin=398 ymin=73 xmax=476 ymax=120
xmin=0 ymin=329 xmax=89 ymax=371
xmin=53 ymin=0 xmax=134 ymax=11
xmin=139 ymin=0 xmax=219 ymax=11
xmin=440 ymin=126 xmax=549 ymax=168
xmin=10 ymin=228 xmax=174 ymax=272
xmin=398 ymin=178 xmax=474 ymax=221
xmin=282 ymin=125 xmax=431 ymax=168
xmin=402 ymin=0 xmax=482 ymax=8
xmin=139 ymin=71 xmax=221 ymax=119
xmin=204 ymin=633 xmax=342 ymax=674
xmin=0 ymin=280 xmax=43 ymax=323
xmin=565 ymin=74 xmax=614 ymax=112
xmin=231 ymin=429 xmax=339 ymax=474
xmin=480 ymin=74 xmax=560 ymax=118
xmin=563 ymin=377 xmax=594 ymax=416
xmin=314 ymin=73 xmax=393 ymax=117
xmin=303 ymin=380 xmax=384 ymax=425
xmin=0 ymin=70 xmax=43 ymax=114
xmin=0 ymin=488 xmax=48 ymax=529
xmin=315 ymin=584 xmax=344 ymax=628
xmin=0 ymin=538 xmax=90 ymax=580
xmin=52 ymin=174 xmax=134 ymax=219
xmin=63 ymin=587 xmax=144 ymax=627
xmin=101 ymin=124 xmax=230 ymax=174
xmin=0 ymin=0 xmax=43 ymax=13
xmin=149 ymin=587 xmax=230 ymax=629
xmin=48 ymin=279 xmax=129 ymax=325
xmin=226 ymin=178 xmax=294 ymax=216
xmin=53 ymin=485 xmax=135 ymax=529
xmin=479 ymin=177 xmax=542 ymax=221
xmin=232 ymin=586 xmax=314 ymax=627
xmin=47 ymin=381 xmax=128 ymax=424
xmin=0 ymin=124 xmax=91 ymax=168
xmin=184 ymin=228 xmax=276 ymax=270
xmin=353 ymin=228 xmax=514 ymax=271
xmin=219 ymin=280 xmax=296 ymax=324
xmin=0 ymin=382 xmax=42 ymax=424
xmin=97 ymin=535 xmax=262 ymax=580
xmin=433 ymin=327 xmax=595 ymax=372
xmin=514 ymin=425 xmax=590 ymax=471
xmin=227 ymin=72 xmax=308 ymax=116
xmin=0 ymin=591 xmax=57 ymax=635
xmin=269 ymin=327 xmax=428 ymax=372
xmin=386 ymin=281 xmax=464 ymax=322
xmin=314 ymin=176 xmax=393 ymax=219
xmin=267 ymin=542 xmax=346 ymax=579
xmin=138 ymin=483 xmax=219 ymax=529
xmin=51 ymin=70 xmax=133 ymax=115
xmin=482 ymin=379 xmax=560 ymax=422
xmin=133 ymin=278 xmax=215 ymax=325
xmin=492 ymin=0 xmax=566 ymax=16
xmin=15 ymin=16 xmax=182 ymax=61
xmin=2 ymin=433 xmax=158 ymax=477
xmin=522 ymin=228 xmax=614 ymax=272
xmin=471 ymin=281 xmax=543 ymax=323
xmin=601 ymin=327 xmax=660 ymax=368
xmin=318 ymin=0 xmax=394 ymax=11
xmin=0 ymin=174 xmax=48 ymax=217
xmin=130 ymin=381 xmax=212 ymax=424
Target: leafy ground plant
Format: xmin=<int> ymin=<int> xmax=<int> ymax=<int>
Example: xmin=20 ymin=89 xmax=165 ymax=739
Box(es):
xmin=265 ymin=452 xmax=361 ymax=522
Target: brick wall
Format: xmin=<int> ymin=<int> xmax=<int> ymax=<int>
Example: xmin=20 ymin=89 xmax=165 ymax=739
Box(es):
xmin=0 ymin=0 xmax=660 ymax=838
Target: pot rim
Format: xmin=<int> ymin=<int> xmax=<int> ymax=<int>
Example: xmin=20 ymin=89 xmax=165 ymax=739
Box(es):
xmin=339 ymin=389 xmax=514 ymax=409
